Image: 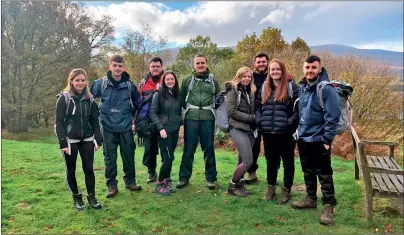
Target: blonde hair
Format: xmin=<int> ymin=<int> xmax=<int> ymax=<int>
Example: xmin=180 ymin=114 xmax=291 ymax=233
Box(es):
xmin=230 ymin=66 xmax=256 ymax=94
xmin=63 ymin=68 xmax=91 ymax=97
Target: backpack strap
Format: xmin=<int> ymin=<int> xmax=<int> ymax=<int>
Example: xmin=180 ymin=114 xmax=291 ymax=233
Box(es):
xmin=185 ymin=75 xmax=198 ymax=103
xmin=288 ymin=81 xmax=293 ymax=99
xmin=61 ymin=92 xmax=72 ymax=117
xmin=138 ymin=76 xmax=147 ymax=96
xmin=316 ymin=81 xmax=332 ymax=110
xmin=236 ymin=90 xmax=241 ymax=108
xmin=261 ymin=81 xmax=266 ymax=100
xmin=100 ymin=76 xmax=108 ymax=95
xmin=127 ymin=81 xmax=134 ymax=109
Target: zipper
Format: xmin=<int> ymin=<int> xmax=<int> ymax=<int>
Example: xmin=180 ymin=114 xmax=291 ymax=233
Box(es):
xmin=80 ymin=100 xmax=83 ymax=138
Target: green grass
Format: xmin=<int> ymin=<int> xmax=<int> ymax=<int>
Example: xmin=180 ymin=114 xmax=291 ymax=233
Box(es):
xmin=1 ymin=138 xmax=403 ymax=234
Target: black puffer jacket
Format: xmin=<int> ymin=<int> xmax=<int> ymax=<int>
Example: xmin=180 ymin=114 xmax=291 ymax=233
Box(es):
xmin=227 ymin=83 xmax=255 ymax=131
xmin=255 ymin=81 xmax=300 ymax=135
xmin=55 ymin=91 xmax=102 ymax=149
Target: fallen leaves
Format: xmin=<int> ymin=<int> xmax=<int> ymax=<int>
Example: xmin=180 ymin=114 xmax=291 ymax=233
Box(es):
xmin=276 ymin=217 xmax=285 ymax=222
xmin=384 ymin=224 xmax=394 ymax=233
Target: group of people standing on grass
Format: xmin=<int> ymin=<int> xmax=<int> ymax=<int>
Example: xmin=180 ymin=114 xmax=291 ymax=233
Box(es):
xmin=55 ymin=52 xmax=341 ymax=225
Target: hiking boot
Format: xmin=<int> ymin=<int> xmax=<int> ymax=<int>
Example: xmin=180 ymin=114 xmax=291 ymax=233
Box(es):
xmin=291 ymin=196 xmax=317 ymax=209
xmin=147 ymin=172 xmax=158 ymax=183
xmin=87 ymin=193 xmax=102 ymax=209
xmin=263 ymin=185 xmax=276 ymax=201
xmin=279 ymin=187 xmax=292 ymax=205
xmin=244 ymin=172 xmax=258 ymax=184
xmin=227 ymin=181 xmax=249 ymax=197
xmin=106 ymin=187 xmax=118 ymax=198
xmin=72 ymin=193 xmax=85 ymax=210
xmin=207 ymin=181 xmax=217 ymax=190
xmin=320 ymin=204 xmax=335 ymax=225
xmin=164 ymin=178 xmax=176 ymax=193
xmin=125 ymin=183 xmax=142 ymax=191
xmin=155 ymin=181 xmax=171 ymax=196
xmin=176 ymin=180 xmax=189 ymax=189
xmin=240 ymin=179 xmax=252 ymax=195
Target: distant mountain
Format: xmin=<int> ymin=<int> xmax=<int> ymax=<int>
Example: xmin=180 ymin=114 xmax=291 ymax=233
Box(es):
xmin=167 ymin=44 xmax=403 ymax=73
xmin=310 ymin=44 xmax=403 ymax=68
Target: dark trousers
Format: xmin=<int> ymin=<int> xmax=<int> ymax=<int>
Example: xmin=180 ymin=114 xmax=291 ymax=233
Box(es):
xmin=103 ymin=130 xmax=136 ymax=188
xmin=61 ymin=141 xmax=95 ymax=195
xmin=158 ymin=131 xmax=179 ymax=181
xmin=297 ymin=140 xmax=337 ymax=206
xmin=247 ymin=132 xmax=261 ymax=173
xmin=179 ymin=120 xmax=217 ymax=182
xmin=142 ymin=132 xmax=159 ymax=174
xmin=263 ymin=134 xmax=295 ymax=188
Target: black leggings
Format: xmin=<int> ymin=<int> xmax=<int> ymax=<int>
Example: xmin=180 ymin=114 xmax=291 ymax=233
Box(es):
xmin=61 ymin=141 xmax=95 ymax=195
xmin=263 ymin=134 xmax=295 ymax=188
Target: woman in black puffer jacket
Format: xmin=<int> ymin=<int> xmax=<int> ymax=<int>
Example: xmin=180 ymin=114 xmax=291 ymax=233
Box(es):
xmin=55 ymin=68 xmax=102 ymax=210
xmin=255 ymin=59 xmax=300 ymax=204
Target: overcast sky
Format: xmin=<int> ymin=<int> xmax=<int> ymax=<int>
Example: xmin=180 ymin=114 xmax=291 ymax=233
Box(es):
xmin=82 ymin=1 xmax=404 ymax=52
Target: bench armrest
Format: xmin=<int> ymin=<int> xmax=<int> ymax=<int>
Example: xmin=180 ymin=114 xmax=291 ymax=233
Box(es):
xmin=361 ymin=140 xmax=399 ymax=147
xmin=368 ymin=166 xmax=404 ymax=175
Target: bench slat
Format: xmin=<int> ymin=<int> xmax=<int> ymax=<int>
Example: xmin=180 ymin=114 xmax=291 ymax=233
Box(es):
xmin=367 ymin=157 xmax=389 ymax=192
xmin=384 ymin=157 xmax=399 ymax=169
xmin=370 ymin=173 xmax=381 ymax=191
xmin=389 ymin=158 xmax=404 ymax=184
xmin=377 ymin=156 xmax=402 ymax=194
xmin=371 ymin=156 xmax=397 ymax=193
xmin=389 ymin=175 xmax=404 ymax=194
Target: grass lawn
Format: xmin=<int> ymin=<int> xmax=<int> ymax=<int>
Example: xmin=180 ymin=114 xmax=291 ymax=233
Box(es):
xmin=1 ymin=135 xmax=403 ymax=234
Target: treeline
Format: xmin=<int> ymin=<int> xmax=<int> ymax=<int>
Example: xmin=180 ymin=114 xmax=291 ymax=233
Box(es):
xmin=2 ymin=2 xmax=402 ymax=147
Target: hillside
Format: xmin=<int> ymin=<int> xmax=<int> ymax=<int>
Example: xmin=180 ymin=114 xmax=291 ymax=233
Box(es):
xmin=167 ymin=44 xmax=403 ymax=76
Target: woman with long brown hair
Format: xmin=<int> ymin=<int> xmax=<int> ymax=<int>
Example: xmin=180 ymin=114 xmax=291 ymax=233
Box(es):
xmin=149 ymin=71 xmax=183 ymax=195
xmin=255 ymin=59 xmax=300 ymax=204
xmin=55 ymin=68 xmax=102 ymax=210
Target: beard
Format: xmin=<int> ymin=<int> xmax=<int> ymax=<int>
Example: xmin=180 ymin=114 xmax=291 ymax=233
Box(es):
xmin=255 ymin=67 xmax=268 ymax=74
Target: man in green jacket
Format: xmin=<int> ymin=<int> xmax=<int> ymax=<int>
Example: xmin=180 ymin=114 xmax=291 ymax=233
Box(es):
xmin=177 ymin=54 xmax=220 ymax=190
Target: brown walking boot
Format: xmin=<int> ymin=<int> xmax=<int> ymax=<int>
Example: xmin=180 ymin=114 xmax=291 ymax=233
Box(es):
xmin=291 ymin=196 xmax=317 ymax=209
xmin=227 ymin=181 xmax=249 ymax=197
xmin=125 ymin=183 xmax=142 ymax=191
xmin=263 ymin=185 xmax=276 ymax=201
xmin=320 ymin=204 xmax=335 ymax=225
xmin=106 ymin=187 xmax=118 ymax=198
xmin=279 ymin=187 xmax=292 ymax=205
xmin=244 ymin=172 xmax=258 ymax=184
xmin=240 ymin=179 xmax=252 ymax=195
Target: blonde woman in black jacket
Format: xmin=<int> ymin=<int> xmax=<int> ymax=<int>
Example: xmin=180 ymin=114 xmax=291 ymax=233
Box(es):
xmin=226 ymin=66 xmax=257 ymax=197
xmin=55 ymin=68 xmax=102 ymax=210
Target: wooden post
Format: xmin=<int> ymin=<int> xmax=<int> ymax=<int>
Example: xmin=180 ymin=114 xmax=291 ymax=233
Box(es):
xmin=359 ymin=143 xmax=373 ymax=220
xmin=389 ymin=145 xmax=395 ymax=159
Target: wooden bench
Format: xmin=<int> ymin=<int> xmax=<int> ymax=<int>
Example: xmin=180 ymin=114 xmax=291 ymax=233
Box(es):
xmin=351 ymin=125 xmax=403 ymax=220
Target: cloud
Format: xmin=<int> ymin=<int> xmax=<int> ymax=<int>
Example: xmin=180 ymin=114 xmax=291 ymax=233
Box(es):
xmin=355 ymin=41 xmax=404 ymax=52
xmin=85 ymin=1 xmax=403 ymax=51
xmin=260 ymin=8 xmax=292 ymax=25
